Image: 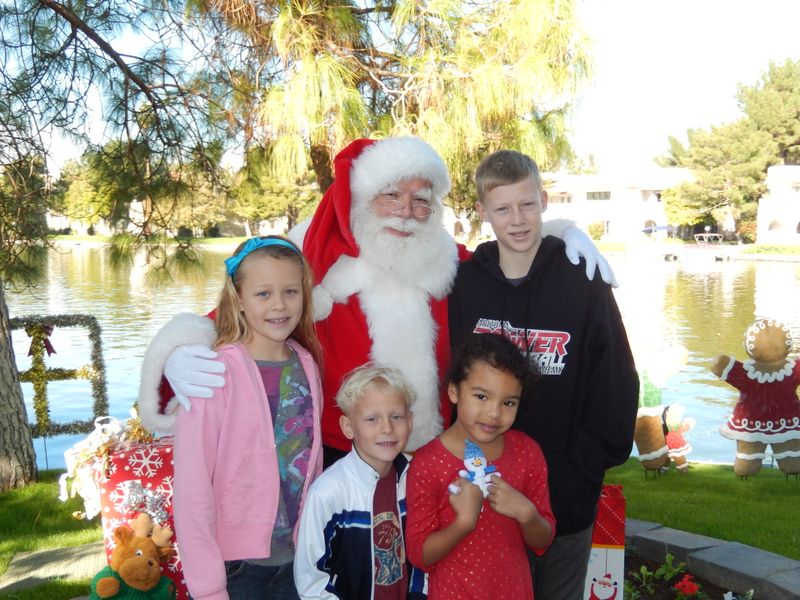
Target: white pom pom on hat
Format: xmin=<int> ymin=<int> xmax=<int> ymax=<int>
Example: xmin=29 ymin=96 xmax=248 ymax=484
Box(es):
xmin=349 ymin=136 xmax=451 ymax=208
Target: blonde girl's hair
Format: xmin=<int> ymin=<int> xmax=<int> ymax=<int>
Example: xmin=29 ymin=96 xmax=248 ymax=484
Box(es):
xmin=214 ymin=235 xmax=322 ymax=365
xmin=336 ymin=364 xmax=416 ymax=416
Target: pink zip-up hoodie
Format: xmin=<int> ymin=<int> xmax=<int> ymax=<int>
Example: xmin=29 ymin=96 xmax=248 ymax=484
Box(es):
xmin=173 ymin=339 xmax=324 ymax=600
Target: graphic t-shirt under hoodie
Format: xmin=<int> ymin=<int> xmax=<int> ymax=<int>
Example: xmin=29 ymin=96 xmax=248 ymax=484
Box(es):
xmin=448 ymin=235 xmax=639 ymax=536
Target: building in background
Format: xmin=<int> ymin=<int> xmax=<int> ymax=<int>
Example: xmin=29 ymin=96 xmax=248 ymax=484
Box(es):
xmin=757 ymin=166 xmax=800 ymax=244
xmin=541 ymin=167 xmax=692 ymax=241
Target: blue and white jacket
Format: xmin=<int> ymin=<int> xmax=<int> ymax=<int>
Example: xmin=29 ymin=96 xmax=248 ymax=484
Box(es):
xmin=294 ymin=449 xmax=427 ymax=599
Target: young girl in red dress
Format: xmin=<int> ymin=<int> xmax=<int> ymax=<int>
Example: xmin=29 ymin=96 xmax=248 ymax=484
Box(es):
xmin=405 ymin=333 xmax=555 ymax=599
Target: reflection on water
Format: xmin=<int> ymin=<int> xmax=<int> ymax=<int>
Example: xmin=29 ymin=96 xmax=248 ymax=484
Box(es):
xmin=6 ymin=243 xmax=800 ymax=469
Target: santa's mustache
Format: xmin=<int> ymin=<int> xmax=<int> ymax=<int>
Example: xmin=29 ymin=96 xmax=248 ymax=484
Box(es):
xmin=374 ymin=214 xmax=436 ymax=234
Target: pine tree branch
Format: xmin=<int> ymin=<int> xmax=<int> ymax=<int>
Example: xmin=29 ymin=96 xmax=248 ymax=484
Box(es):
xmin=39 ymin=0 xmax=165 ymax=113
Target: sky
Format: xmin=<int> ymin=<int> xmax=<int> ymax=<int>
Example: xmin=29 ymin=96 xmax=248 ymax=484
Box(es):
xmin=569 ymin=0 xmax=800 ymax=173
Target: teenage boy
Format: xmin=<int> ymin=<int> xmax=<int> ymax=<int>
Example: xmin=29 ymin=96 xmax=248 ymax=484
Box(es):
xmin=294 ymin=365 xmax=426 ymax=600
xmin=448 ymin=150 xmax=639 ymax=600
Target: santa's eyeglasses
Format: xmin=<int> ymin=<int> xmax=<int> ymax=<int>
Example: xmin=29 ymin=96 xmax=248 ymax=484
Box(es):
xmin=374 ymin=192 xmax=433 ymax=218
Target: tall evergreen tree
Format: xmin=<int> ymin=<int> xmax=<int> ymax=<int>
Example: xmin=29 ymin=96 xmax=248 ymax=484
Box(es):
xmin=738 ymin=59 xmax=800 ymax=165
xmin=661 ymin=120 xmax=777 ymax=233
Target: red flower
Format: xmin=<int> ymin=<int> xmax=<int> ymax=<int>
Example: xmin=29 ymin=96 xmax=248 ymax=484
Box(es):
xmin=674 ymin=573 xmax=700 ymax=597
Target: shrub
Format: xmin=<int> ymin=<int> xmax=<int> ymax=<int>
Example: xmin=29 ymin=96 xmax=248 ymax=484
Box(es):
xmin=588 ymin=222 xmax=605 ymax=240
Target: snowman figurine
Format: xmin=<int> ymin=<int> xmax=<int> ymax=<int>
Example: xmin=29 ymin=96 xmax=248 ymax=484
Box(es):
xmin=448 ymin=439 xmax=499 ymax=497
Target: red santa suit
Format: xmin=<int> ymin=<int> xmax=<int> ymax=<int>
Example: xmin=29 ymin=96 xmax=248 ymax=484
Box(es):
xmin=291 ymin=137 xmax=470 ymax=451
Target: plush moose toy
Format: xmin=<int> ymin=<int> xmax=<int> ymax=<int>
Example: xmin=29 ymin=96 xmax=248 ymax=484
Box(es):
xmin=90 ymin=513 xmax=176 ymax=599
xmin=713 ymin=318 xmax=800 ymax=477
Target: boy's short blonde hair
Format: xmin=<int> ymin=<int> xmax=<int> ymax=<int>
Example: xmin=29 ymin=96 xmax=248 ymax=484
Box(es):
xmin=336 ymin=364 xmax=416 ymax=415
xmin=475 ymin=150 xmax=543 ymax=203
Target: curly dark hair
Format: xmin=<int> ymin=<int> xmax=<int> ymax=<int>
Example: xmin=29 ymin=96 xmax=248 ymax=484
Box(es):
xmin=447 ymin=333 xmax=539 ymax=397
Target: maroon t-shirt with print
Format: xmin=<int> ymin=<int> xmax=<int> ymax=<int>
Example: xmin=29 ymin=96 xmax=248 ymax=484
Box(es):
xmin=373 ymin=465 xmax=407 ymax=600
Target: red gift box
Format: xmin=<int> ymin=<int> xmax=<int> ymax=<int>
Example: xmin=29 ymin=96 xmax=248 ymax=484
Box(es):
xmin=591 ymin=484 xmax=626 ymax=547
xmin=97 ymin=437 xmax=189 ymax=600
xmin=584 ymin=485 xmax=626 ymax=600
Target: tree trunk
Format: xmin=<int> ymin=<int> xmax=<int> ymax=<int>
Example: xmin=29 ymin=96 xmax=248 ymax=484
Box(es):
xmin=309 ymin=144 xmax=333 ymax=193
xmin=0 ymin=285 xmax=38 ymax=491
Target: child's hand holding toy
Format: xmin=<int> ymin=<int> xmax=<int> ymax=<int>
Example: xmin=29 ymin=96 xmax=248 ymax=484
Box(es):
xmin=447 ymin=440 xmax=500 ymax=498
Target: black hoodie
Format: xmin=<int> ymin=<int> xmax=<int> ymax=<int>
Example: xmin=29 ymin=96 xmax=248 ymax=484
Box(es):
xmin=448 ymin=236 xmax=639 ymax=536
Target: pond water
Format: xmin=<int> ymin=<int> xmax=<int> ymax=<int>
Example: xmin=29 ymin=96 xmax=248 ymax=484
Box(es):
xmin=6 ymin=241 xmax=800 ymax=470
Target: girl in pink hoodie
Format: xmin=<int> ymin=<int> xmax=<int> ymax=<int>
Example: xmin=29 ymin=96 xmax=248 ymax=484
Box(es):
xmin=173 ymin=236 xmax=324 ymax=600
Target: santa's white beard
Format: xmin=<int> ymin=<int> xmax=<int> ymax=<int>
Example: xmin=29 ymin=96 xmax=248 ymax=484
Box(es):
xmin=345 ymin=202 xmax=458 ymax=450
xmin=351 ymin=207 xmax=447 ymax=284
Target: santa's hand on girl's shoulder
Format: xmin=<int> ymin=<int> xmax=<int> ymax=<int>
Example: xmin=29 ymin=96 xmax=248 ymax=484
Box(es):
xmin=560 ymin=224 xmax=618 ymax=287
xmin=165 ymin=344 xmax=225 ymax=411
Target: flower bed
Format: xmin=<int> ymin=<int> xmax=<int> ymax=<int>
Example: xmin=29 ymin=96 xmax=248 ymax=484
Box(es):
xmin=624 ymin=552 xmax=752 ymax=600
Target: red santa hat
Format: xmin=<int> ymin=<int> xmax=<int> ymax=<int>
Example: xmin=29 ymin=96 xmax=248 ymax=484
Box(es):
xmin=301 ymin=136 xmax=451 ymax=282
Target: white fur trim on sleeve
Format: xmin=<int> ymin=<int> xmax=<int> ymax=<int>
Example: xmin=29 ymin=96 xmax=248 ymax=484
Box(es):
xmin=541 ymin=218 xmax=577 ymax=239
xmin=137 ymin=313 xmax=217 ymax=433
xmin=312 ymin=285 xmax=334 ymax=321
xmin=312 ymin=255 xmax=371 ymax=321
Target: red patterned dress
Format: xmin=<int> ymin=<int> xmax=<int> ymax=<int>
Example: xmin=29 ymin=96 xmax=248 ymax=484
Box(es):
xmin=718 ymin=357 xmax=800 ymax=442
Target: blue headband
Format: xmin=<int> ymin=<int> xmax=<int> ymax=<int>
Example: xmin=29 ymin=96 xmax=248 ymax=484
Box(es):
xmin=224 ymin=237 xmax=300 ymax=276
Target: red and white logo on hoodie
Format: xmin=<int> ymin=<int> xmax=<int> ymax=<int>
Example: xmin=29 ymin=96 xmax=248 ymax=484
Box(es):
xmin=472 ymin=319 xmax=570 ymax=376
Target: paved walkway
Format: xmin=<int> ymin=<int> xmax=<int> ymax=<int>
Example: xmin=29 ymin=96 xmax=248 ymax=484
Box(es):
xmin=0 ymin=540 xmax=103 ymax=597
xmin=1 ymin=521 xmax=799 ymax=599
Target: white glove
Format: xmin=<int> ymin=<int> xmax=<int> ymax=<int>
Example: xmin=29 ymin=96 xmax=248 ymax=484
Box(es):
xmin=562 ymin=227 xmax=619 ymax=288
xmin=164 ymin=344 xmax=226 ymax=411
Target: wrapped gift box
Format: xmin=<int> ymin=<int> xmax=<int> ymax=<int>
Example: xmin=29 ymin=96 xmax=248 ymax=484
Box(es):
xmin=583 ymin=485 xmax=626 ymax=600
xmin=97 ymin=436 xmax=189 ymax=600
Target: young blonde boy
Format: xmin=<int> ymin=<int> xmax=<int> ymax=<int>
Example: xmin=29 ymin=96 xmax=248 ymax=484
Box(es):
xmin=294 ymin=365 xmax=427 ymax=599
xmin=448 ymin=150 xmax=639 ymax=600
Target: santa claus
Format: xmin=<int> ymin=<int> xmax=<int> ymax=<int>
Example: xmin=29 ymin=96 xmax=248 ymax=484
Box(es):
xmin=138 ymin=136 xmax=610 ymax=463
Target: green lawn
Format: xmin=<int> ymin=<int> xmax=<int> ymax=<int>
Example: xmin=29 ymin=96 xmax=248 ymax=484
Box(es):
xmin=0 ymin=471 xmax=102 ymax=573
xmin=605 ymin=458 xmax=800 ymax=560
xmin=0 ymin=470 xmax=101 ymax=598
xmin=739 ymin=243 xmax=800 ymax=255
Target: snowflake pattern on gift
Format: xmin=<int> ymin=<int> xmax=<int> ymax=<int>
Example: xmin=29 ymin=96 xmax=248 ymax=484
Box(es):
xmin=166 ymin=555 xmax=182 ymax=573
xmin=106 ymin=480 xmax=135 ymax=511
xmin=101 ymin=515 xmax=127 ymax=550
xmin=127 ymin=447 xmax=165 ymax=478
xmin=156 ymin=475 xmax=174 ymax=502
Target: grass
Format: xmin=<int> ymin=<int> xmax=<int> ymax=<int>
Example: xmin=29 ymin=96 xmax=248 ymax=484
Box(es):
xmin=0 ymin=470 xmax=102 ymax=598
xmin=605 ymin=458 xmax=800 ymax=560
xmin=0 ymin=579 xmax=92 ymax=600
xmin=739 ymin=243 xmax=800 ymax=255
